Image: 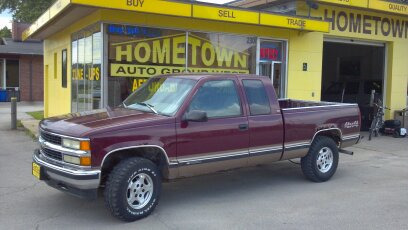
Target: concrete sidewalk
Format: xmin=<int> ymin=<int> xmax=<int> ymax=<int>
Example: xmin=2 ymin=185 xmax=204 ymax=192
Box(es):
xmin=0 ymin=102 xmax=43 ymax=134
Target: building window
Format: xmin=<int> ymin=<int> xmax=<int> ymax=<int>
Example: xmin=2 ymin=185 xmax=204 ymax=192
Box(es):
xmin=54 ymin=53 xmax=57 ymax=79
xmin=187 ymin=32 xmax=257 ymax=75
xmin=107 ymin=25 xmax=185 ymax=107
xmin=258 ymin=40 xmax=287 ymax=98
xmin=62 ymin=49 xmax=67 ymax=88
xmin=106 ymin=24 xmax=258 ymax=108
xmin=71 ymin=24 xmax=102 ymax=112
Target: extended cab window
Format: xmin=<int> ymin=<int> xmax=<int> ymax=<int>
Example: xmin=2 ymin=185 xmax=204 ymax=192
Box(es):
xmin=242 ymin=80 xmax=271 ymax=115
xmin=189 ymin=80 xmax=242 ymax=118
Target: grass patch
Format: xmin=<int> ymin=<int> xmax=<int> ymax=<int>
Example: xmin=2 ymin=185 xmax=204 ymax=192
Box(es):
xmin=17 ymin=120 xmax=23 ymax=128
xmin=27 ymin=111 xmax=44 ymax=120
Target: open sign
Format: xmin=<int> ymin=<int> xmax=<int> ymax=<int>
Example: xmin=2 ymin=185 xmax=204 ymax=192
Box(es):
xmin=260 ymin=47 xmax=280 ymax=61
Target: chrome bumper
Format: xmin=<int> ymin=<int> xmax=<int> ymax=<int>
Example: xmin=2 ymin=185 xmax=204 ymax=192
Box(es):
xmin=33 ymin=150 xmax=101 ymax=190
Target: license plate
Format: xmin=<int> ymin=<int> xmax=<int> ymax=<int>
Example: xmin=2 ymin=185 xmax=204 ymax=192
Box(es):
xmin=32 ymin=162 xmax=41 ymax=180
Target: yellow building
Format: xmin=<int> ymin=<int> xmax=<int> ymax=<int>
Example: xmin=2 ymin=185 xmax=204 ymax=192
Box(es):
xmin=24 ymin=0 xmax=408 ymax=130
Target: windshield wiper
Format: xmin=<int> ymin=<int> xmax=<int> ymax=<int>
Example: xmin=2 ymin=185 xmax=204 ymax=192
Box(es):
xmin=136 ymin=102 xmax=159 ymax=115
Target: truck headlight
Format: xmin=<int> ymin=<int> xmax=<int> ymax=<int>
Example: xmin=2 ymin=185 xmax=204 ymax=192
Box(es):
xmin=62 ymin=138 xmax=91 ymax=151
xmin=62 ymin=138 xmax=80 ymax=149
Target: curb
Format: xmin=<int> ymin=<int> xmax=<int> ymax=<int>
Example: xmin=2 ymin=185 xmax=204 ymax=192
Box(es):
xmin=20 ymin=119 xmax=40 ymax=139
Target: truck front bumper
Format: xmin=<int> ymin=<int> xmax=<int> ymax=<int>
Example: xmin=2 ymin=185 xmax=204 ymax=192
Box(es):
xmin=33 ymin=149 xmax=101 ymax=199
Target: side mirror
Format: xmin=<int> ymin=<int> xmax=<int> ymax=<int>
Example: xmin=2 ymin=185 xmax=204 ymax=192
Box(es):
xmin=184 ymin=110 xmax=208 ymax=122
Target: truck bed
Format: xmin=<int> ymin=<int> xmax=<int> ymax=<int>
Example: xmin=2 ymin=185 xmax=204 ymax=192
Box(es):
xmin=278 ymin=99 xmax=361 ymax=160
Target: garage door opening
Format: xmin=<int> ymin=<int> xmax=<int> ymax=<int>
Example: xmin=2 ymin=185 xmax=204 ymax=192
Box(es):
xmin=321 ymin=41 xmax=385 ymax=131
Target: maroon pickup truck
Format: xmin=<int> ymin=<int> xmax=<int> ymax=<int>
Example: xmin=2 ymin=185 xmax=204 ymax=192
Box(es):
xmin=32 ymin=74 xmax=361 ymax=221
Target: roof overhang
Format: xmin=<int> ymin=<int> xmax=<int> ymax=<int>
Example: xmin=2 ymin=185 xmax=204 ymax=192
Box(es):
xmin=22 ymin=2 xmax=97 ymax=40
xmin=23 ymin=0 xmax=330 ymax=41
xmin=231 ymin=0 xmax=408 ymax=16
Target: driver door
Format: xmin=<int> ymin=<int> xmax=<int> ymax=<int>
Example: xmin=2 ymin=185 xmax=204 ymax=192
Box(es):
xmin=176 ymin=78 xmax=249 ymax=177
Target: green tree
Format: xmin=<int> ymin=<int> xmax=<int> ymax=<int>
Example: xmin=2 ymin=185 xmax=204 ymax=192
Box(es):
xmin=0 ymin=26 xmax=11 ymax=38
xmin=0 ymin=0 xmax=55 ymax=23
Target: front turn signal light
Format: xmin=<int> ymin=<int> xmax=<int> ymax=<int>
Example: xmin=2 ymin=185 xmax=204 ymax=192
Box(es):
xmin=80 ymin=141 xmax=91 ymax=151
xmin=80 ymin=156 xmax=92 ymax=166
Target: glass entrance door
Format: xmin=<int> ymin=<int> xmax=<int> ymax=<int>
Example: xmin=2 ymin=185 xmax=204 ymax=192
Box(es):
xmin=259 ymin=62 xmax=271 ymax=78
xmin=259 ymin=61 xmax=283 ymax=98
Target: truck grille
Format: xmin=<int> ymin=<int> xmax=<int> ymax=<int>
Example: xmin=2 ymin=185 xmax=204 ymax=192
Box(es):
xmin=41 ymin=148 xmax=63 ymax=161
xmin=41 ymin=131 xmax=62 ymax=145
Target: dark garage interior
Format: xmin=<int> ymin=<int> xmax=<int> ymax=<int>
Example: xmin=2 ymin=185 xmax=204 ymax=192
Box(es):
xmin=321 ymin=42 xmax=385 ymax=131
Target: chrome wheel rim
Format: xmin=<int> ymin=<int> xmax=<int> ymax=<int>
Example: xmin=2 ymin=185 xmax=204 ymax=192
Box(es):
xmin=127 ymin=173 xmax=154 ymax=209
xmin=316 ymin=147 xmax=333 ymax=173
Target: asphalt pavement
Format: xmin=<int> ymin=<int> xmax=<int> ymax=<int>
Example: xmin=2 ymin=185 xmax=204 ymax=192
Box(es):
xmin=0 ymin=103 xmax=407 ymax=230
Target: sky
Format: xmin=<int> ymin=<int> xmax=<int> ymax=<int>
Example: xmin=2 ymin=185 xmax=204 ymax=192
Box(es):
xmin=0 ymin=10 xmax=12 ymax=29
xmin=0 ymin=0 xmax=232 ymax=29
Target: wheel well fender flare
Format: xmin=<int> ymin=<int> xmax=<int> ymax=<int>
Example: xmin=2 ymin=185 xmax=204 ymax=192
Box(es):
xmin=311 ymin=128 xmax=343 ymax=146
xmin=101 ymin=145 xmax=171 ymax=169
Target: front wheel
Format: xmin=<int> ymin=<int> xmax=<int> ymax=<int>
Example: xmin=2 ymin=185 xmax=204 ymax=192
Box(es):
xmin=104 ymin=157 xmax=161 ymax=222
xmin=301 ymin=136 xmax=339 ymax=182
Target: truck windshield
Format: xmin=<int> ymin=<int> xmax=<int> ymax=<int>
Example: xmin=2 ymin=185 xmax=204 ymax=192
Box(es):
xmin=123 ymin=77 xmax=196 ymax=116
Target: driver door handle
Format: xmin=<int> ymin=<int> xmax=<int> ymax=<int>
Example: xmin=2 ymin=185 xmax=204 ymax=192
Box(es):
xmin=238 ymin=124 xmax=249 ymax=131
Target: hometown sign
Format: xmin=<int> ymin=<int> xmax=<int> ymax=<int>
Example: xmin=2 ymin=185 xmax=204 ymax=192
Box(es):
xmin=324 ymin=8 xmax=408 ymax=38
xmin=110 ymin=33 xmax=251 ymax=78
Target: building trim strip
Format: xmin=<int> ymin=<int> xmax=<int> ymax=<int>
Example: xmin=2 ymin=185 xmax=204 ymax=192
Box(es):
xmin=23 ymin=0 xmax=330 ymax=40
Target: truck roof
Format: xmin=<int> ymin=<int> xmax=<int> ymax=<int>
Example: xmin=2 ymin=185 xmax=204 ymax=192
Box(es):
xmin=157 ymin=73 xmax=266 ymax=81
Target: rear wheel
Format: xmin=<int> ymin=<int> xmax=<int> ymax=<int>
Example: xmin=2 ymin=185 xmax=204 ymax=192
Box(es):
xmin=104 ymin=157 xmax=161 ymax=222
xmin=301 ymin=136 xmax=339 ymax=182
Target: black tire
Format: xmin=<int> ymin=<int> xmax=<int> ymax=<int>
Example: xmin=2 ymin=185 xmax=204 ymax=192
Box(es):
xmin=301 ymin=136 xmax=339 ymax=182
xmin=104 ymin=157 xmax=161 ymax=222
xmin=384 ymin=120 xmax=401 ymax=128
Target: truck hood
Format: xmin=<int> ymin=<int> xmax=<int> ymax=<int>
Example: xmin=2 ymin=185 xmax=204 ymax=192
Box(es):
xmin=40 ymin=108 xmax=174 ymax=137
